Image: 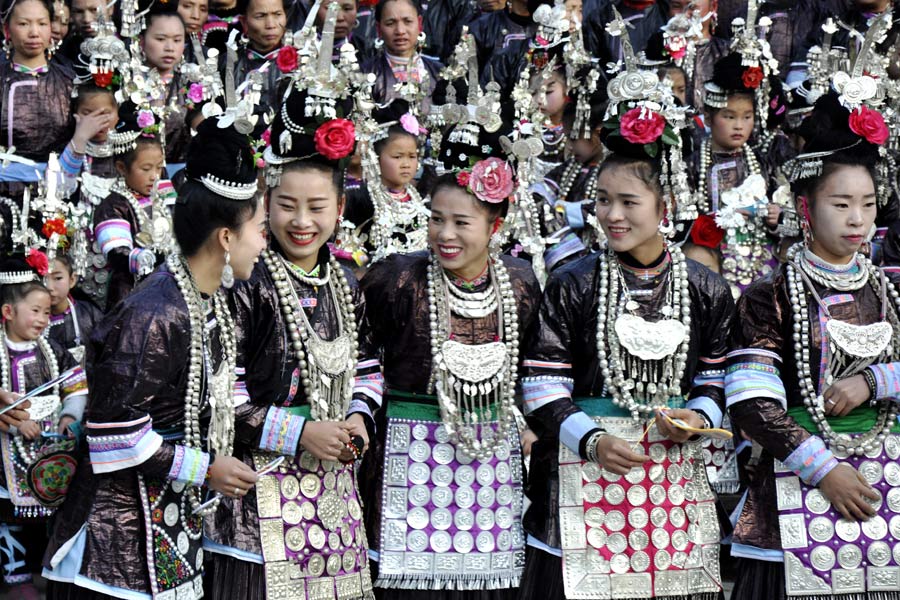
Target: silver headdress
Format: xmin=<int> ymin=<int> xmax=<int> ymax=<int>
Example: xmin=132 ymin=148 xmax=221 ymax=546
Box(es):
xmin=77 ymin=4 xmax=129 ymax=83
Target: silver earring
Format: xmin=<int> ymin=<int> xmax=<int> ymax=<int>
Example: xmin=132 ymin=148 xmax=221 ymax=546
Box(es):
xmin=2 ymin=39 xmax=10 ymax=60
xmin=221 ymin=251 xmax=234 ymax=289
xmin=658 ymin=217 xmax=674 ymax=238
xmin=374 ymin=36 xmax=384 ymax=49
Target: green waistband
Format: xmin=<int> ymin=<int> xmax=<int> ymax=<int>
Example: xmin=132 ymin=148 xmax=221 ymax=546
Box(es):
xmin=573 ymin=397 xmax=686 ymax=418
xmin=385 ymin=391 xmax=499 ymax=423
xmin=786 ymin=405 xmax=900 ymax=434
xmin=282 ymin=405 xmax=311 ymax=418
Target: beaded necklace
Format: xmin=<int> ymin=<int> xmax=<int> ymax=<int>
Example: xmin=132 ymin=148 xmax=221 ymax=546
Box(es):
xmin=368 ymin=181 xmax=429 ymax=261
xmin=557 ymin=158 xmax=601 ymax=204
xmin=694 ymin=139 xmax=761 ymax=214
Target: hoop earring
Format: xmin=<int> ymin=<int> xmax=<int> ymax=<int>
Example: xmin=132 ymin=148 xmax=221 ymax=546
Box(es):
xmin=658 ymin=217 xmax=674 ymax=238
xmin=374 ymin=36 xmax=384 ymax=49
xmin=221 ymin=251 xmax=235 ymax=289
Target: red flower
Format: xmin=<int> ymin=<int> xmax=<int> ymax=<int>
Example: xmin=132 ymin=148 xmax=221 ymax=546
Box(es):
xmin=92 ymin=71 xmax=113 ymax=88
xmin=849 ymin=106 xmax=889 ymax=146
xmin=313 ymin=118 xmax=356 ymax=160
xmin=468 ymin=157 xmax=514 ymax=204
xmin=42 ymin=218 xmax=66 ymax=239
xmin=690 ymin=214 xmax=725 ymax=249
xmin=742 ymin=66 xmax=764 ymax=89
xmin=25 ymin=249 xmax=49 ymax=276
xmin=276 ymin=46 xmax=298 ymax=74
xmin=456 ymin=171 xmax=471 ymax=188
xmin=619 ymin=107 xmax=666 ymax=145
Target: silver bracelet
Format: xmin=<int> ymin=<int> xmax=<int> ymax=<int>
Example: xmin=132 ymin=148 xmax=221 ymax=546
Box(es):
xmin=7 ymin=424 xmax=18 ymax=436
xmin=585 ymin=430 xmax=607 ymax=464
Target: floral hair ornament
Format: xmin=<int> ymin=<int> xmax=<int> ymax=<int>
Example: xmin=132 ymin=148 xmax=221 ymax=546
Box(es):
xmin=76 ymin=4 xmax=128 ymax=89
xmin=659 ymin=3 xmax=707 ymax=78
xmin=456 ymin=157 xmax=515 ymax=204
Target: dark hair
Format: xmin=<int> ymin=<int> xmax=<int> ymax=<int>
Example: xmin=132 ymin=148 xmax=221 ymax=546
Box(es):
xmin=276 ymin=161 xmax=345 ymax=198
xmin=174 ymin=180 xmax=261 ymax=256
xmin=143 ymin=8 xmax=186 ymax=33
xmin=794 ymin=156 xmax=878 ymax=200
xmin=596 ymin=153 xmax=664 ymax=205
xmin=706 ymin=91 xmax=754 ymax=117
xmin=1 ymin=281 xmax=49 ymax=307
xmin=51 ymin=253 xmax=74 ymax=274
xmin=71 ymin=82 xmax=117 ymax=113
xmin=6 ymin=0 xmax=54 ymax=23
xmin=373 ymin=125 xmax=418 ymax=157
xmin=374 ymin=0 xmax=420 ymax=21
xmin=430 ymin=173 xmax=509 ymax=221
xmin=116 ymin=136 xmax=164 ymax=170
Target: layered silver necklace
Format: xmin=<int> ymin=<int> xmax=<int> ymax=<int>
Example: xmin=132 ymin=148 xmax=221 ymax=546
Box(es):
xmin=262 ymin=250 xmax=358 ymax=422
xmin=596 ymin=246 xmax=692 ymax=418
xmin=427 ymin=255 xmax=518 ymax=460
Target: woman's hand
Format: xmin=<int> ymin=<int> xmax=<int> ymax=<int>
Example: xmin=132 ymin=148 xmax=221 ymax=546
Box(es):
xmin=595 ymin=434 xmax=649 ymax=475
xmin=206 ymin=455 xmax=258 ymax=498
xmin=0 ymin=390 xmax=29 ymax=433
xmin=339 ymin=414 xmax=369 ymax=461
xmin=655 ymin=409 xmax=705 ymax=444
xmin=819 ymin=463 xmax=879 ymax=521
xmin=521 ymin=429 xmax=538 ymax=457
xmin=823 ymin=375 xmax=870 ymax=417
xmin=301 ymin=421 xmax=352 ymax=462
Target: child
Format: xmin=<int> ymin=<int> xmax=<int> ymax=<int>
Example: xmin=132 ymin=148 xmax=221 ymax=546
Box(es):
xmin=339 ymin=99 xmax=429 ymax=266
xmin=44 ymin=255 xmax=103 ymax=364
xmin=0 ymin=255 xmax=86 ymax=597
xmin=93 ymin=111 xmax=171 ymax=311
xmin=532 ymin=68 xmax=569 ymax=177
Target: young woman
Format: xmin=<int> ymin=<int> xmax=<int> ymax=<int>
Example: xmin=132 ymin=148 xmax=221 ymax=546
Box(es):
xmin=203 ymin=80 xmax=380 ymax=600
xmin=518 ymin=65 xmax=734 ymax=600
xmin=727 ymin=92 xmax=900 ymax=600
xmin=42 ymin=116 xmax=268 ymax=600
xmin=360 ymin=124 xmax=541 ymax=597
xmin=361 ymin=0 xmax=442 ymax=113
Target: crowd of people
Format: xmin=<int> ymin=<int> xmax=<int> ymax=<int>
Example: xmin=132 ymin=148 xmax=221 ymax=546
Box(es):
xmin=0 ymin=0 xmax=899 ymax=599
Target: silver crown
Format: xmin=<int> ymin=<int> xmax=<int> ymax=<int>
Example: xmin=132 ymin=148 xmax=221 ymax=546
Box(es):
xmin=108 ymin=130 xmax=142 ymax=156
xmin=0 ymin=271 xmax=38 ymax=285
xmin=199 ymin=175 xmax=258 ymax=201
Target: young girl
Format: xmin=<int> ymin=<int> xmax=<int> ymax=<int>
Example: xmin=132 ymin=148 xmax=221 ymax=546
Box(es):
xmin=727 ymin=92 xmax=900 ymax=600
xmin=361 ymin=118 xmax=541 ymax=597
xmin=0 ymin=255 xmax=86 ymax=598
xmin=44 ymin=255 xmax=103 ymax=364
xmin=92 ymin=112 xmax=171 ymax=311
xmin=339 ymin=99 xmax=429 ymax=267
xmin=204 ymin=72 xmax=380 ymax=600
xmin=518 ymin=56 xmax=735 ymax=600
xmin=42 ymin=112 xmax=268 ymax=600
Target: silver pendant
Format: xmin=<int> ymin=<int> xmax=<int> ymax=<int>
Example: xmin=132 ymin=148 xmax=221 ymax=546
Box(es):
xmin=614 ymin=314 xmax=687 ymax=360
xmin=825 ymin=318 xmax=893 ymax=358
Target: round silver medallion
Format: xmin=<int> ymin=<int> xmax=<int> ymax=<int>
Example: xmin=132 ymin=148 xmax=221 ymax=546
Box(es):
xmin=171 ymin=481 xmax=185 ymax=494
xmin=496 ymin=507 xmax=514 ymax=529
xmin=582 ymin=462 xmax=603 ymax=482
xmin=432 ymin=443 xmax=454 ymax=465
xmin=649 ymin=444 xmax=667 ymax=463
xmin=627 ymin=485 xmax=647 ymax=506
xmin=702 ymin=449 xmax=713 ymax=464
xmin=859 ymin=460 xmax=884 ymax=485
xmin=667 ymin=445 xmax=681 ymax=463
xmin=649 ymin=485 xmax=666 ymax=506
xmin=195 ymin=548 xmax=204 ymax=571
xmin=476 ymin=508 xmax=496 ymax=530
xmin=650 ymin=507 xmax=668 ymax=528
xmin=456 ymin=486 xmax=476 ymax=509
xmin=328 ymin=532 xmax=341 ymax=551
xmin=666 ymin=463 xmax=682 ymax=484
xmin=300 ymin=452 xmax=320 ymax=472
xmin=476 ymin=531 xmax=496 ymax=553
xmin=606 ymin=532 xmax=627 ymax=554
xmin=610 ymin=553 xmax=630 ymax=574
xmin=648 ymin=464 xmax=666 ymax=484
xmin=308 ymin=554 xmax=326 ymax=577
xmin=809 ymin=546 xmax=835 ymax=572
xmin=409 ymin=485 xmax=429 ymax=507
xmin=886 ymin=488 xmax=900 ymax=512
xmin=807 ymin=517 xmax=834 ymax=543
xmin=625 ymin=467 xmax=645 ymax=485
xmin=669 ymin=507 xmax=687 ymax=529
xmin=326 ymin=552 xmax=342 ymax=576
xmin=885 ymin=435 xmax=900 ymax=459
xmin=605 ymin=484 xmax=625 ymax=506
xmin=668 ymin=484 xmax=685 ymax=506
xmin=867 ymin=541 xmax=892 ymax=567
xmin=584 ymin=507 xmax=606 ymax=528
xmin=343 ymin=550 xmax=357 ymax=573
xmin=893 ymin=542 xmax=900 ymax=566
xmin=495 ymin=440 xmax=511 ymax=461
xmin=837 ymin=544 xmax=862 ymax=569
xmin=476 ymin=463 xmax=496 ymax=486
xmin=587 ymin=527 xmax=607 ymax=549
xmin=628 ymin=529 xmax=649 ymax=551
xmin=412 ymin=424 xmax=429 ymax=440
xmin=628 ymin=508 xmax=649 ymax=529
xmin=431 ymin=508 xmax=453 ymax=531
xmin=496 ymin=484 xmax=514 ymax=506
xmin=431 ymin=464 xmax=453 ymax=487
xmin=497 ymin=529 xmax=513 ymax=551
xmin=431 ymin=530 xmax=452 ymax=553
xmin=605 ymin=510 xmax=626 ymax=532
xmin=407 ymin=507 xmax=429 ymax=530
xmin=671 ymin=529 xmax=689 ymax=551
xmin=630 ymin=550 xmax=650 ymax=573
xmin=341 ymin=525 xmax=353 ymax=547
xmin=164 ymin=503 xmax=179 ymax=527
xmin=654 ymin=549 xmax=672 ymax=570
xmin=862 ymin=515 xmax=888 ymax=540
xmin=453 ymin=531 xmax=474 ymax=553
xmin=582 ymin=483 xmax=603 ymax=504
xmin=408 ymin=462 xmax=431 ymax=485
xmin=804 ymin=489 xmax=830 ymax=514
xmin=651 ymin=528 xmax=670 ymax=549
xmin=454 ymin=508 xmax=475 ymax=531
xmin=712 ymin=452 xmax=725 ymax=467
xmin=434 ymin=425 xmax=451 ymax=444
xmin=884 ymin=462 xmax=900 ymax=486
xmin=432 ymin=486 xmax=453 ymax=509
xmin=455 ymin=465 xmax=476 ymax=486
xmin=601 ymin=468 xmax=622 ymax=483
xmin=890 ymin=515 xmax=900 ymax=539
xmin=177 ymin=531 xmax=189 ymax=555
xmin=835 ymin=518 xmax=861 ymax=542
xmin=681 ymin=462 xmax=694 ymax=481
xmin=477 ymin=486 xmax=496 ymax=508
xmin=456 ymin=445 xmax=475 ymax=465
xmin=495 ymin=462 xmax=511 ymax=484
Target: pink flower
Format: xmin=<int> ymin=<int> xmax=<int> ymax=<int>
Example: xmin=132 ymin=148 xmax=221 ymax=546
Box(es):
xmin=849 ymin=106 xmax=889 ymax=146
xmin=399 ymin=112 xmax=421 ymax=136
xmin=456 ymin=171 xmax=471 ymax=188
xmin=261 ymin=128 xmax=271 ymax=145
xmin=137 ymin=110 xmax=156 ymax=129
xmin=256 ymin=157 xmax=266 ymax=168
xmin=188 ymin=83 xmax=204 ymax=103
xmin=665 ymin=38 xmax=687 ymax=60
xmin=468 ymin=157 xmax=514 ymax=204
xmin=619 ymin=107 xmax=666 ymax=145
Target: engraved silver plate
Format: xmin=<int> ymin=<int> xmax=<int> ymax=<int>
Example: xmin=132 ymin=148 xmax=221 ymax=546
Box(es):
xmin=631 ymin=550 xmax=651 ymax=573
xmin=775 ymin=476 xmax=802 ymax=511
xmin=431 ymin=464 xmax=453 ymax=487
xmin=454 ymin=508 xmax=475 ymax=531
xmin=779 ymin=514 xmax=808 ymax=549
xmin=868 ymin=541 xmax=892 ymax=567
xmin=885 ymin=435 xmax=900 ymax=459
xmin=628 ymin=508 xmax=649 ymax=529
xmin=456 ymin=486 xmax=475 ymax=509
xmin=609 ymin=553 xmax=630 ymax=574
xmin=583 ymin=483 xmax=603 ymax=504
xmin=409 ymin=440 xmax=432 ymax=463
xmin=431 ymin=530 xmax=452 ymax=553
xmin=434 ymin=425 xmax=450 ymax=444
xmin=891 ymin=515 xmax=900 ymax=539
xmin=407 ymin=507 xmax=429 ymax=530
xmin=859 ymin=460 xmax=884 ymax=484
xmin=476 ymin=508 xmax=496 ymax=530
xmin=807 ymin=516 xmax=834 ymax=543
xmin=652 ymin=528 xmax=670 ymax=549
xmin=432 ymin=486 xmax=453 ymax=509
xmin=650 ymin=507 xmax=668 ymax=528
xmin=868 ymin=566 xmax=900 ymax=591
xmin=432 ymin=444 xmax=454 ymax=465
xmin=832 ymin=568 xmax=865 ymax=594
xmin=583 ymin=462 xmax=603 ymax=482
xmin=605 ymin=510 xmax=626 ymax=532
xmin=408 ymin=462 xmax=431 ymax=485
xmin=649 ymin=485 xmax=666 ymax=506
xmin=407 ymin=530 xmax=428 ymax=552
xmin=496 ymin=507 xmax=514 ymax=529
xmin=496 ymin=485 xmax=513 ymax=506
xmin=627 ymin=486 xmax=647 ymax=507
xmin=804 ymin=489 xmax=830 ymax=514
xmin=671 ymin=529 xmax=689 ymax=551
xmin=607 ymin=532 xmax=627 ymax=554
xmin=669 ymin=507 xmax=686 ymax=529
xmin=409 ymin=485 xmax=429 ymax=507
xmin=825 ymin=319 xmax=892 ymax=358
xmin=648 ymin=464 xmax=665 ymax=483
xmin=649 ymin=444 xmax=666 ymax=463
xmin=605 ymin=484 xmax=625 ymax=506
xmin=495 ymin=462 xmax=511 ymax=484
xmin=628 ymin=529 xmax=649 ymax=551
xmin=476 ymin=531 xmax=495 ymax=553
xmin=887 ymin=488 xmax=900 ymax=512
xmin=667 ymin=463 xmax=682 ymax=483
xmin=453 ymin=531 xmax=474 ymax=553
xmin=668 ymin=484 xmax=685 ymax=506
xmin=835 ymin=519 xmax=861 ymax=542
xmin=624 ymin=467 xmax=645 ymax=485
xmin=862 ymin=515 xmax=888 ymax=540
xmin=614 ymin=313 xmax=686 ymax=360
xmin=587 ymin=527 xmax=607 ymax=549
xmin=585 ymin=507 xmax=606 ymax=528
xmin=809 ymin=546 xmax=835 ymax=571
xmin=837 ymin=544 xmax=862 ymax=569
